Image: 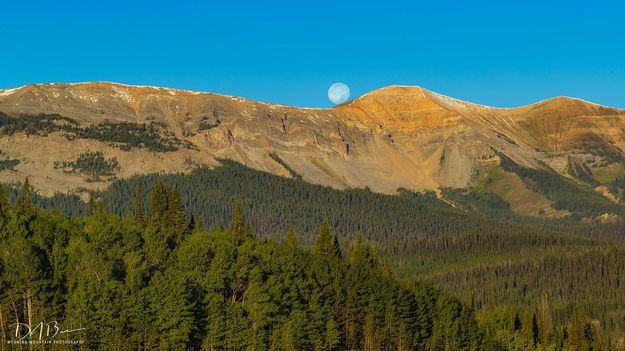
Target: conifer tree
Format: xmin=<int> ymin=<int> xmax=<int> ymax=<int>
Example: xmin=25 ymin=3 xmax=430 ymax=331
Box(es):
xmin=188 ymin=214 xmax=196 ymax=231
xmin=314 ymin=218 xmax=337 ymax=257
xmin=88 ymin=191 xmax=96 ymax=216
xmin=286 ymin=225 xmax=298 ymax=250
xmin=325 ymin=317 xmax=340 ymax=351
xmin=134 ymin=184 xmax=144 ymax=225
xmin=363 ymin=310 xmax=377 ymax=350
xmin=382 ymin=258 xmax=393 ymax=278
xmin=94 ymin=198 xmax=107 ymax=215
xmin=244 ymin=222 xmax=253 ymax=239
xmin=18 ymin=177 xmax=33 ymax=215
xmin=539 ymin=294 xmax=553 ymax=346
xmin=568 ymin=306 xmax=590 ymax=350
xmin=521 ymin=308 xmax=539 ymax=345
xmin=86 ymin=192 xmax=106 ymax=216
xmin=0 ymin=183 xmax=10 ymax=221
xmin=233 ymin=200 xmax=243 ymax=238
xmin=330 ymin=235 xmax=342 ymax=259
xmin=531 ymin=312 xmax=539 ymax=346
xmin=167 ymin=186 xmax=188 ymax=245
xmin=148 ymin=179 xmax=169 ymax=221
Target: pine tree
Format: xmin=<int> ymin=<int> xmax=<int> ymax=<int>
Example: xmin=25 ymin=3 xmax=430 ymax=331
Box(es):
xmin=531 ymin=312 xmax=539 ymax=346
xmin=244 ymin=223 xmax=253 ymax=239
xmin=521 ymin=307 xmax=538 ymax=345
xmin=286 ymin=225 xmax=298 ymax=250
xmin=539 ymin=294 xmax=553 ymax=346
xmin=382 ymin=258 xmax=393 ymax=278
xmin=325 ymin=317 xmax=341 ymax=351
xmin=314 ymin=218 xmax=341 ymax=258
xmin=148 ymin=179 xmax=169 ymax=221
xmin=0 ymin=183 xmax=10 ymax=221
xmin=167 ymin=186 xmax=188 ymax=245
xmin=18 ymin=177 xmax=33 ymax=215
xmin=188 ymin=214 xmax=196 ymax=231
xmin=233 ymin=200 xmax=243 ymax=239
xmin=88 ymin=191 xmax=96 ymax=216
xmin=204 ymin=294 xmax=226 ymax=349
xmin=147 ymin=272 xmax=195 ymax=350
xmin=94 ymin=199 xmax=107 ymax=215
xmin=134 ymin=184 xmax=144 ymax=225
xmin=568 ymin=306 xmax=590 ymax=351
xmin=330 ymin=235 xmax=342 ymax=259
xmin=348 ymin=235 xmax=376 ymax=268
xmin=363 ymin=310 xmax=377 ymax=350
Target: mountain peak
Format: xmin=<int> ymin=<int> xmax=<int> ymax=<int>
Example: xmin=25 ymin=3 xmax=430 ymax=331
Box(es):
xmin=344 ymin=85 xmax=430 ymax=105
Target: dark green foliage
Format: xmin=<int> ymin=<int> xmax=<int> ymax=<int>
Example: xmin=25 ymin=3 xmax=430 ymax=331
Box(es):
xmin=231 ymin=199 xmax=253 ymax=240
xmin=286 ymin=225 xmax=298 ymax=250
xmin=145 ymin=179 xmax=190 ymax=250
xmin=0 ymin=112 xmax=78 ymax=136
xmin=91 ymin=161 xmax=598 ymax=249
xmin=233 ymin=199 xmax=244 ymax=238
xmin=7 ymin=184 xmax=87 ymax=216
xmin=88 ymin=191 xmax=96 ymax=215
xmin=198 ymin=116 xmax=220 ymax=131
xmin=134 ymin=184 xmax=144 ymax=225
xmin=576 ymin=133 xmax=625 ymax=164
xmin=498 ymin=152 xmax=623 ymax=217
xmin=0 ymin=184 xmax=9 ymax=221
xmin=269 ymin=152 xmax=302 ymax=180
xmin=567 ymin=306 xmax=591 ymax=351
xmin=609 ymin=175 xmax=625 ymax=201
xmin=167 ymin=186 xmax=189 ymax=245
xmin=80 ymin=121 xmax=196 ymax=152
xmin=148 ymin=179 xmax=170 ymax=221
xmin=17 ymin=176 xmax=33 ymax=215
xmin=0 ymin=111 xmax=194 ymax=152
xmin=55 ymin=151 xmax=119 ymax=181
xmin=313 ymin=218 xmax=342 ymax=259
xmin=429 ymin=247 xmax=625 ymax=348
xmin=442 ymin=188 xmax=513 ymax=219
xmin=566 ymin=157 xmax=599 ymax=186
xmin=0 ymin=158 xmax=20 ymax=171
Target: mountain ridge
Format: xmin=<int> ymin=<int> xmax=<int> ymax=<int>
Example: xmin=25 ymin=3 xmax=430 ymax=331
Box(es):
xmin=3 ymin=81 xmax=620 ymax=110
xmin=1 ymin=81 xmax=625 ymax=220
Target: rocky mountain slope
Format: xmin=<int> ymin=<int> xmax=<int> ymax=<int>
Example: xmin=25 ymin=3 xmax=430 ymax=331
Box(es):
xmin=1 ymin=82 xmax=624 ymax=219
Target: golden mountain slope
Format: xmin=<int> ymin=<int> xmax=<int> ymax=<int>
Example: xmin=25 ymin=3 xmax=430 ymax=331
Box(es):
xmin=0 ymin=82 xmax=624 ymax=217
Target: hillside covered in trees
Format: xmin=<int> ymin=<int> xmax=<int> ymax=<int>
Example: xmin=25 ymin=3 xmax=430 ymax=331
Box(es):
xmin=4 ymin=162 xmax=625 ymax=349
xmin=0 ymin=180 xmax=497 ymax=350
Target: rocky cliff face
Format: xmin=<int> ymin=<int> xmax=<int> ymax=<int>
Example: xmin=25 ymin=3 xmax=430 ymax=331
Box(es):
xmin=1 ymin=82 xmax=624 ymax=218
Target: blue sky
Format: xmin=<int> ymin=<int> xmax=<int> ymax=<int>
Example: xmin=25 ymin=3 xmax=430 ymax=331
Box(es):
xmin=1 ymin=0 xmax=624 ymax=108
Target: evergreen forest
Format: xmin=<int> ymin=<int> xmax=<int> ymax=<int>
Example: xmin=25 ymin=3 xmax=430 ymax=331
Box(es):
xmin=2 ymin=162 xmax=625 ymax=350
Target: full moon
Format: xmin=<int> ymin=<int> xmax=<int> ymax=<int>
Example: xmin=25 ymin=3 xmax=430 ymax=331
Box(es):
xmin=328 ymin=83 xmax=350 ymax=104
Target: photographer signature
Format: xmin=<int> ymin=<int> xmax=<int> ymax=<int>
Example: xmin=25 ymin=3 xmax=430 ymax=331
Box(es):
xmin=9 ymin=321 xmax=86 ymax=341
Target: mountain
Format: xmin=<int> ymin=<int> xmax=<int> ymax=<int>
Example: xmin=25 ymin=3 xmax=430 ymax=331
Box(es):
xmin=2 ymin=83 xmax=625 ymax=349
xmin=1 ymin=82 xmax=625 ymax=219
